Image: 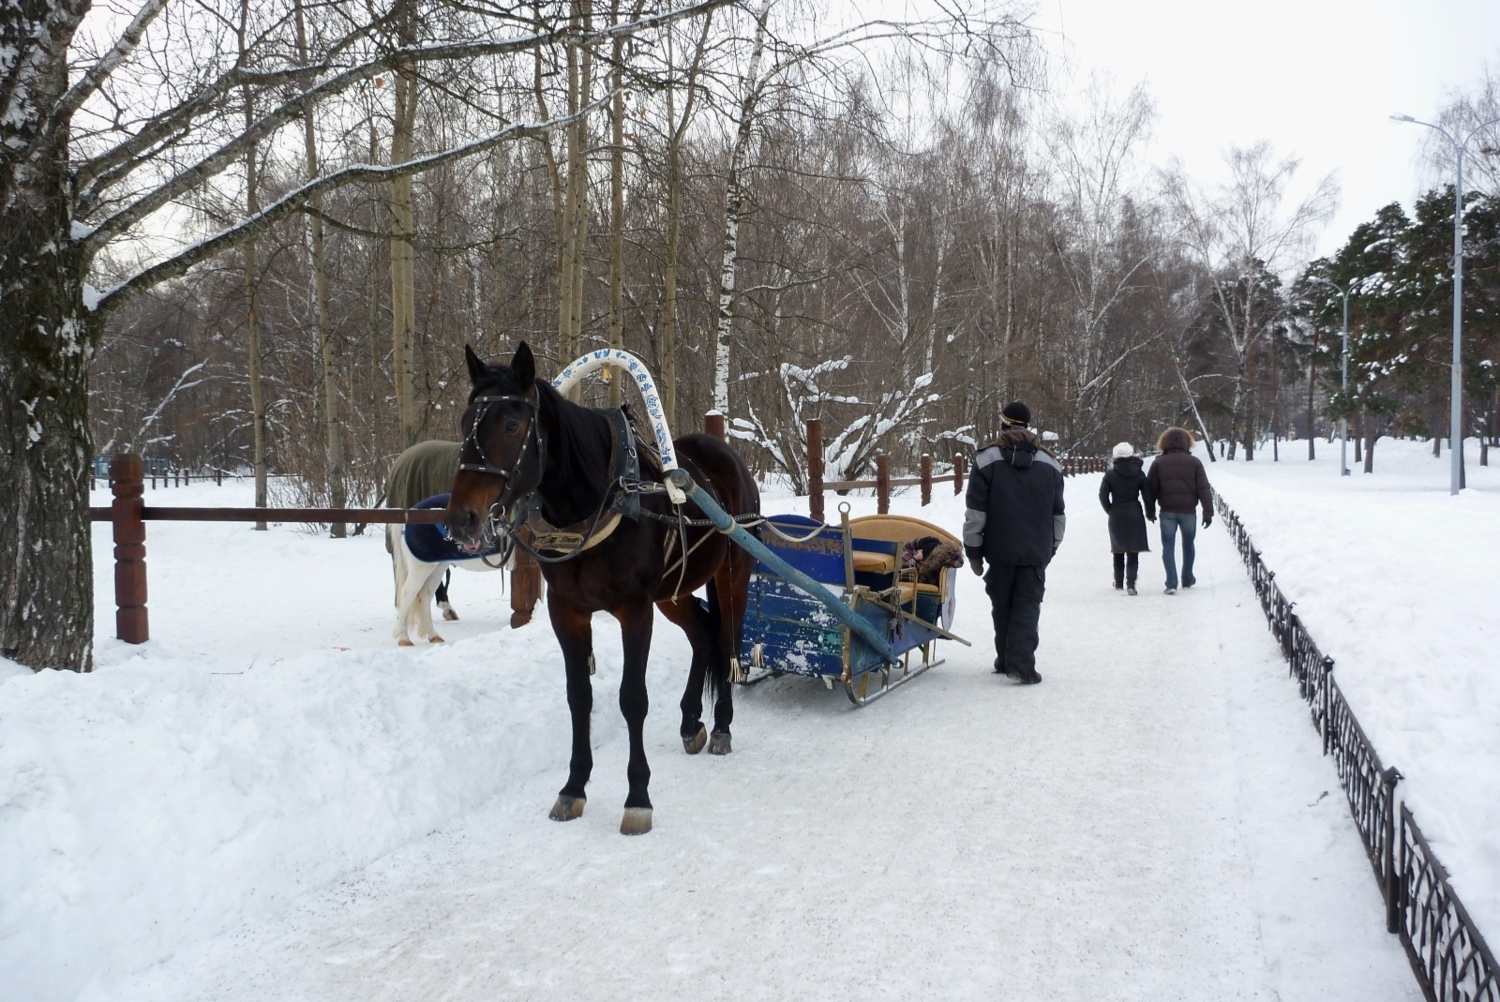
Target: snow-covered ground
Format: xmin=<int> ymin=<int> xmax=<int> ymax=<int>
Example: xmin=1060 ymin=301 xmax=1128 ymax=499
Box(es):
xmin=0 ymin=477 xmax=1423 ymax=1000
xmin=1207 ymin=436 xmax=1500 ymax=945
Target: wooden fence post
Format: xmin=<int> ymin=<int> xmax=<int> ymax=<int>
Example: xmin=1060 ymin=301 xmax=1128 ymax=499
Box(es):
xmin=110 ymin=454 xmax=149 ymax=644
xmin=807 ymin=418 xmax=824 ymax=523
xmin=704 ymin=410 xmax=726 ymax=440
xmin=510 ymin=527 xmax=543 ymax=629
xmin=876 ymin=454 xmax=891 ymax=515
xmin=216 ymin=468 xmax=223 ymax=487
xmin=920 ymin=454 xmax=932 ymax=506
xmin=954 ymin=454 xmax=965 ymax=495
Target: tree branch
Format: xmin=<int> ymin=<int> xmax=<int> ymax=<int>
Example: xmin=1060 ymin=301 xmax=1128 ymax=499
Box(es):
xmin=95 ymin=97 xmax=604 ymax=315
xmin=80 ymin=0 xmax=731 ymax=253
xmin=50 ymin=0 xmax=172 ymax=134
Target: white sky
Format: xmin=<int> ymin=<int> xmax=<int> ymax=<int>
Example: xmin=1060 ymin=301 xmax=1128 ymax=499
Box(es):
xmin=1037 ymin=0 xmax=1500 ymax=260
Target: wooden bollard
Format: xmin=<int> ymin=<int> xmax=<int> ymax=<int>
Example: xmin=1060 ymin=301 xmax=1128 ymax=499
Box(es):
xmin=920 ymin=454 xmax=932 ymax=506
xmin=954 ymin=454 xmax=965 ymax=495
xmin=110 ymin=454 xmax=149 ymax=644
xmin=216 ymin=468 xmax=223 ymax=487
xmin=704 ymin=411 xmax=726 ymax=440
xmin=807 ymin=418 xmax=824 ymax=523
xmin=510 ymin=528 xmax=543 ymax=629
xmin=876 ymin=454 xmax=891 ymax=515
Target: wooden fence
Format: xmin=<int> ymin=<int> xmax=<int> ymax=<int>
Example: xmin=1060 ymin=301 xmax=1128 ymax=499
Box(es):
xmin=91 ymin=420 xmax=1105 ymax=644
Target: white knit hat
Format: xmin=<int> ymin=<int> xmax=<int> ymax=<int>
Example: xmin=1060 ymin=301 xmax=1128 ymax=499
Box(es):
xmin=1112 ymin=442 xmax=1135 ymax=460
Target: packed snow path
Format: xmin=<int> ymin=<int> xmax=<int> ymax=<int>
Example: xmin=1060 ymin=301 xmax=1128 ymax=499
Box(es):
xmin=12 ymin=484 xmax=1422 ymax=1000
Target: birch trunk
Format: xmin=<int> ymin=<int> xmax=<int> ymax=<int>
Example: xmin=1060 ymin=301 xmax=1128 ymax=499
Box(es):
xmin=0 ymin=0 xmax=97 ymax=671
xmin=606 ymin=4 xmax=626 ymax=407
xmin=296 ymin=0 xmax=345 ymax=533
xmin=711 ymin=0 xmax=770 ymax=414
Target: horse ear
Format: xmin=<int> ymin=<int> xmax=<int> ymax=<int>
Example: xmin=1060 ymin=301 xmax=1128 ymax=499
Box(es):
xmin=511 ymin=341 xmax=536 ymax=389
xmin=464 ymin=344 xmax=487 ymax=385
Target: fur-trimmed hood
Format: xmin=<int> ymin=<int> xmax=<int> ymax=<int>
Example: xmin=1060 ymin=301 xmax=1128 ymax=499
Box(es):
xmin=1156 ymin=427 xmax=1194 ymax=454
xmin=989 ymin=427 xmax=1053 ymax=456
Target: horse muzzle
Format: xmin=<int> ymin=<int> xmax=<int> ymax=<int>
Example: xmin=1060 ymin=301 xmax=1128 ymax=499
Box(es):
xmin=444 ymin=504 xmax=487 ymax=553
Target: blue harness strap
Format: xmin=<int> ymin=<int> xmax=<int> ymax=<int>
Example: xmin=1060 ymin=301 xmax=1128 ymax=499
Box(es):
xmin=403 ymin=494 xmax=504 ymax=563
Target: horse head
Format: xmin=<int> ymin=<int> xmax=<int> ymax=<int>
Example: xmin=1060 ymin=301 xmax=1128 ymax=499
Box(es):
xmin=445 ymin=342 xmax=545 ymax=554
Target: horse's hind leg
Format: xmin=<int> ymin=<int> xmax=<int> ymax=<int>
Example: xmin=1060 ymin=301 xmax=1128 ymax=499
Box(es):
xmin=436 ymin=569 xmax=458 ymax=621
xmin=547 ymin=594 xmax=594 ymax=823
xmin=657 ymin=596 xmax=713 ymax=755
xmin=613 ymin=599 xmax=656 ymax=834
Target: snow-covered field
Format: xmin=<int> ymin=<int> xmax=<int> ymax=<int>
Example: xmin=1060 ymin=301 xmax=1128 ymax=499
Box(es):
xmin=0 ymin=476 xmax=1424 ymax=1000
xmin=1208 ymin=436 xmax=1500 ymax=944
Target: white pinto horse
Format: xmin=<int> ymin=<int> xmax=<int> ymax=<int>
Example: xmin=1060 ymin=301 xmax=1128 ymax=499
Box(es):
xmin=389 ymin=494 xmax=505 ymax=646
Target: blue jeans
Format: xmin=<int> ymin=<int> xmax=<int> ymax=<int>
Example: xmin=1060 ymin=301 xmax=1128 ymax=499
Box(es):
xmin=1159 ymin=512 xmax=1197 ymax=589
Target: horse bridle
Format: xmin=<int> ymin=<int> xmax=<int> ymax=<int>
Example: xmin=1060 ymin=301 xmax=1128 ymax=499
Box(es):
xmin=459 ymin=389 xmax=544 ymax=515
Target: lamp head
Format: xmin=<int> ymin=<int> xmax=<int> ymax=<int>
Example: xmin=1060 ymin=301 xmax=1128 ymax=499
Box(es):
xmin=1391 ymin=114 xmax=1416 ymax=123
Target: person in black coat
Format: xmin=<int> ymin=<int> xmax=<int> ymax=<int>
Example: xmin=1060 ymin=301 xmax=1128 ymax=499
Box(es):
xmin=1098 ymin=442 xmax=1150 ymax=595
xmin=964 ymin=401 xmax=1066 ymax=685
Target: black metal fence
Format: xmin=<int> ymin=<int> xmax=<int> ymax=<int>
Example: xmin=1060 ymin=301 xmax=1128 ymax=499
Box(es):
xmin=1214 ymin=490 xmax=1498 ymax=1002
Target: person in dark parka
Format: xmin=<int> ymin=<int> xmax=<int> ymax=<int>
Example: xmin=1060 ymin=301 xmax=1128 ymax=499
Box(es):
xmin=1098 ymin=442 xmax=1150 ymax=595
xmin=1145 ymin=426 xmax=1213 ymax=593
xmin=964 ymin=401 xmax=1066 ymax=685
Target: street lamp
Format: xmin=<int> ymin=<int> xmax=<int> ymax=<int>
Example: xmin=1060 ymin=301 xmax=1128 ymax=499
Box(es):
xmin=1391 ymin=113 xmax=1500 ymax=495
xmin=1309 ymin=277 xmax=1351 ymax=476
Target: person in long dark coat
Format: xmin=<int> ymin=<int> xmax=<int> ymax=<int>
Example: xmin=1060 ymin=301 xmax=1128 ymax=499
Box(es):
xmin=1098 ymin=442 xmax=1150 ymax=595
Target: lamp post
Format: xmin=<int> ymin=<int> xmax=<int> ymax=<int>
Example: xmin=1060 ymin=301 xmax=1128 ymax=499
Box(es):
xmin=1391 ymin=113 xmax=1500 ymax=495
xmin=1309 ymin=277 xmax=1351 ymax=476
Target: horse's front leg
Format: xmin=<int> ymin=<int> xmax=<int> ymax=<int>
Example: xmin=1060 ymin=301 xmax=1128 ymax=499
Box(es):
xmin=614 ymin=599 xmax=655 ymax=835
xmin=547 ymin=594 xmax=594 ymax=822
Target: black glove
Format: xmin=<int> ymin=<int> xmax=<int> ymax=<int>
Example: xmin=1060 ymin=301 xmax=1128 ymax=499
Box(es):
xmin=1202 ymin=515 xmax=1213 ymax=529
xmin=968 ymin=556 xmax=984 ymax=577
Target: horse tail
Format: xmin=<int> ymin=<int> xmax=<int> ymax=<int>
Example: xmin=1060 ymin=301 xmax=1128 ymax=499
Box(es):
xmin=703 ymin=576 xmax=731 ymax=709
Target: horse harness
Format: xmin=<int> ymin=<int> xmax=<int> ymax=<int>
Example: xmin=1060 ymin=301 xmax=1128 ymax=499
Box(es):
xmin=465 ymin=390 xmax=756 ymax=591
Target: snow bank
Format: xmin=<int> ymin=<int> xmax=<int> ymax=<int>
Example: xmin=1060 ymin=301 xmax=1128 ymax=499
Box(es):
xmin=0 ymin=482 xmax=584 ymax=1001
xmin=1206 ymin=437 xmax=1500 ymax=942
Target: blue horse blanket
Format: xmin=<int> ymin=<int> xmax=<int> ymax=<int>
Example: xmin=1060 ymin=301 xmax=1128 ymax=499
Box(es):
xmin=403 ymin=494 xmax=505 ymax=563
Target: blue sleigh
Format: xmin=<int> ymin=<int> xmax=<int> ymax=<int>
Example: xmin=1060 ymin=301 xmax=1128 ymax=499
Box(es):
xmin=740 ymin=508 xmax=969 ymax=705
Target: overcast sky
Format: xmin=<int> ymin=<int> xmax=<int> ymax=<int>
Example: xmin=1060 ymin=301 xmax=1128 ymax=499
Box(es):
xmin=1036 ymin=0 xmax=1500 ymax=260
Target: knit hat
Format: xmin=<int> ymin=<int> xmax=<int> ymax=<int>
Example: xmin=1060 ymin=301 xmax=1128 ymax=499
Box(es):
xmin=1001 ymin=401 xmax=1031 ymax=427
xmin=1112 ymin=442 xmax=1135 ymax=460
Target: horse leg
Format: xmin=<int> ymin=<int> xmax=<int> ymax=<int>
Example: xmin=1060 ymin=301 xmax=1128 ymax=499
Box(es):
xmin=614 ymin=600 xmax=655 ymax=835
xmin=547 ymin=594 xmax=594 ymax=822
xmin=417 ymin=566 xmax=445 ymax=643
xmin=393 ymin=541 xmax=429 ymax=647
xmin=437 ymin=568 xmax=458 ymax=621
xmin=656 ymin=596 xmax=712 ymax=754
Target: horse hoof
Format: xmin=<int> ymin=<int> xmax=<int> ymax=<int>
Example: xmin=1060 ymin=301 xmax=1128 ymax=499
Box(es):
xmin=442 ymin=609 xmax=459 ymax=622
xmin=549 ymin=795 xmax=585 ymax=822
xmin=397 ymin=638 xmax=415 ymax=648
xmin=429 ymin=635 xmax=445 ymax=644
xmin=708 ymin=730 xmax=732 ymax=755
xmin=620 ymin=807 xmax=653 ymax=835
xmin=683 ymin=724 xmax=707 ymax=755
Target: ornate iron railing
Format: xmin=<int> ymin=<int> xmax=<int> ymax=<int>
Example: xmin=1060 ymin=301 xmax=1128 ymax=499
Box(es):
xmin=1214 ymin=490 xmax=1497 ymax=1002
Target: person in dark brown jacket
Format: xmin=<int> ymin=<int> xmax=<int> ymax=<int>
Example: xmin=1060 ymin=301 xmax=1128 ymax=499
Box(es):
xmin=1144 ymin=427 xmax=1212 ymax=594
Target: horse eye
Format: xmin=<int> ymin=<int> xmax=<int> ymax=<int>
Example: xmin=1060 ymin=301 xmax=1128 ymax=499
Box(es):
xmin=504 ymin=419 xmax=521 ymax=434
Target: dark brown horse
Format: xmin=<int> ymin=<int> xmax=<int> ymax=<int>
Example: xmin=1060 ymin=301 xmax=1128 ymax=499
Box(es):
xmin=445 ymin=343 xmax=759 ymax=835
